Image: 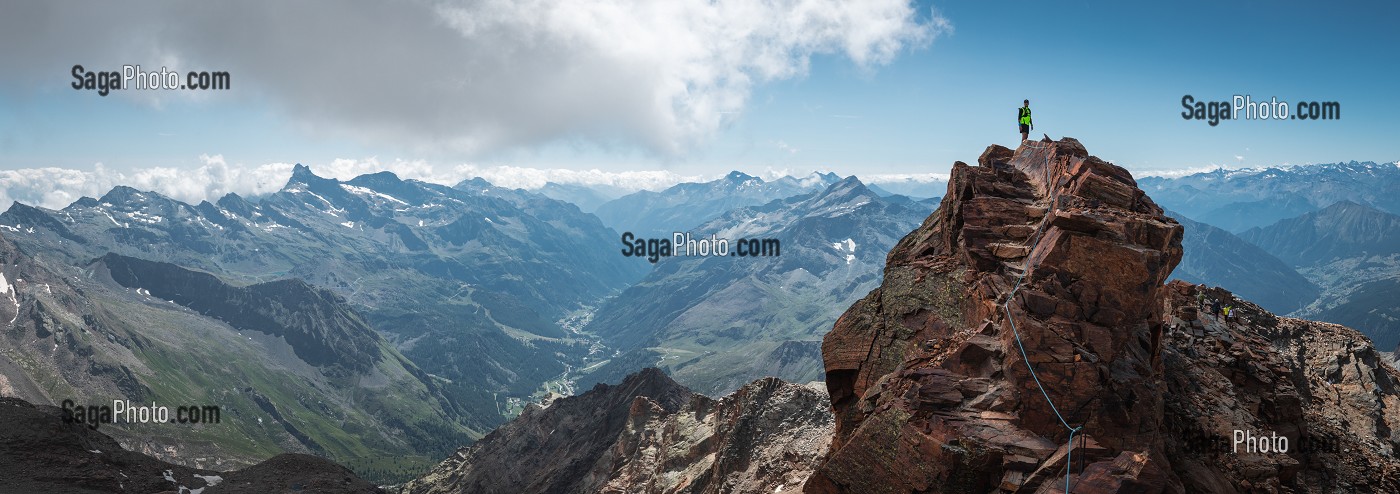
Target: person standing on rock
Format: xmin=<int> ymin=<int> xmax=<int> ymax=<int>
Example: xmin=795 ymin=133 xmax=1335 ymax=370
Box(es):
xmin=1018 ymin=99 xmax=1034 ymax=142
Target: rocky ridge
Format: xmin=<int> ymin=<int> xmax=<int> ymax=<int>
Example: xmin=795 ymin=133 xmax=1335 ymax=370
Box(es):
xmin=805 ymin=137 xmax=1400 ymax=493
xmin=402 ymin=368 xmax=833 ymax=494
xmin=1159 ymin=282 xmax=1400 ymax=491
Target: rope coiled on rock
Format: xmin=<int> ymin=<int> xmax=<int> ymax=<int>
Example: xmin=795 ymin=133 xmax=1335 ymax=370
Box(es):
xmin=1002 ymin=140 xmax=1083 ymax=493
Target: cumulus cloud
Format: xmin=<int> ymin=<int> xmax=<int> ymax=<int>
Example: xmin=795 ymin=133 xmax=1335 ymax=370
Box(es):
xmin=1 ymin=0 xmax=945 ymax=156
xmin=0 ymin=157 xmax=283 ymax=210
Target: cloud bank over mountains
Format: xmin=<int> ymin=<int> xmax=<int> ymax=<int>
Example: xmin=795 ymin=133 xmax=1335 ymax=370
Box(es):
xmin=0 ymin=157 xmax=955 ymax=210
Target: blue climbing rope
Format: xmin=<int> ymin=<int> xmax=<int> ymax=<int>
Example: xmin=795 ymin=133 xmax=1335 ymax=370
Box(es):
xmin=1002 ymin=141 xmax=1083 ymax=493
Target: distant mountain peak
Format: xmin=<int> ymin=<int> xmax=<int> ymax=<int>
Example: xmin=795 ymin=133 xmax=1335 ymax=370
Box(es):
xmin=455 ymin=177 xmax=495 ymax=190
xmin=820 ymin=175 xmax=874 ymax=199
xmin=285 ymin=163 xmax=331 ymax=190
xmin=621 ymin=366 xmax=677 ymax=387
xmin=97 ymin=185 xmax=149 ymax=205
xmin=831 ymin=174 xmax=862 ymax=186
xmin=1320 ymin=198 xmax=1366 ymax=211
xmin=724 ymin=170 xmax=756 ymax=181
xmin=346 ymin=170 xmax=402 ymax=186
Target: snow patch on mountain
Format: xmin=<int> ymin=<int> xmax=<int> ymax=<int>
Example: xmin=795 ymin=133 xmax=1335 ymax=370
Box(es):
xmin=831 ymin=238 xmax=857 ymax=265
xmin=341 ymin=184 xmax=408 ymax=205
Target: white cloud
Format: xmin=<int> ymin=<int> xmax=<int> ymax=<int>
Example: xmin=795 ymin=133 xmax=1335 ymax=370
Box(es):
xmin=0 ymin=158 xmax=285 ymax=210
xmin=1135 ymin=165 xmax=1225 ymax=179
xmin=0 ymin=158 xmax=711 ymax=210
xmin=1 ymin=0 xmax=946 ymax=157
xmin=449 ymin=164 xmax=703 ymax=191
xmin=0 ymin=157 xmax=453 ymax=210
xmin=864 ymin=172 xmax=951 ymax=184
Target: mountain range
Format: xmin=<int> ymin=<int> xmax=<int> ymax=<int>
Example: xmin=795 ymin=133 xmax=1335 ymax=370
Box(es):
xmin=1165 ymin=211 xmax=1319 ymax=313
xmin=0 ymin=165 xmax=648 ymax=434
xmin=1138 ymin=161 xmax=1400 ymax=232
xmin=1239 ymin=200 xmax=1400 ymax=267
xmin=0 ymin=231 xmax=471 ymax=482
xmin=579 ymin=177 xmax=934 ymax=395
xmin=1239 ymin=201 xmax=1400 ymax=350
xmin=534 ymin=182 xmax=629 ymax=213
xmin=593 ymin=171 xmax=843 ymax=237
xmin=1 ymin=149 xmax=1399 ymax=491
xmin=1140 ymin=164 xmax=1400 ymax=353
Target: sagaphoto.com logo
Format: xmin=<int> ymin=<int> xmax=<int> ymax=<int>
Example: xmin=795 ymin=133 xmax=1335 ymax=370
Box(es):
xmin=1181 ymin=94 xmax=1339 ymax=126
xmin=71 ymin=64 xmax=230 ymax=96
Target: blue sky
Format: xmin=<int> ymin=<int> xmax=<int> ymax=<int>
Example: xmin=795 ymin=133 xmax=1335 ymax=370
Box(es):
xmin=0 ymin=1 xmax=1396 ymax=206
xmin=712 ymin=0 xmax=1397 ymax=173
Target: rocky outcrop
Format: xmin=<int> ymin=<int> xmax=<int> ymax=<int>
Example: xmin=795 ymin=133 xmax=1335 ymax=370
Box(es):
xmin=0 ymin=397 xmax=383 ymax=494
xmin=805 ymin=137 xmax=1400 ymax=493
xmin=402 ymin=368 xmax=834 ymax=494
xmin=810 ymin=137 xmax=1183 ymax=493
xmin=1161 ymin=282 xmax=1400 ymax=492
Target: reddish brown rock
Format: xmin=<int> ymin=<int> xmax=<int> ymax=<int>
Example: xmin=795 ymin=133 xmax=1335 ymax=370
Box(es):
xmin=810 ymin=137 xmax=1185 ymax=493
xmin=1159 ymin=281 xmax=1400 ymax=492
xmin=806 ymin=137 xmax=1400 ymax=493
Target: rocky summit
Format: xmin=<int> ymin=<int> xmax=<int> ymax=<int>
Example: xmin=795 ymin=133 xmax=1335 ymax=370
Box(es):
xmin=805 ymin=137 xmax=1400 ymax=493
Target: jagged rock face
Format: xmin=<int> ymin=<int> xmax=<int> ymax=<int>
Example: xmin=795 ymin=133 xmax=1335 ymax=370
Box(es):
xmin=1160 ymin=281 xmax=1400 ymax=492
xmin=809 ymin=138 xmax=1185 ymax=493
xmin=806 ymin=137 xmax=1400 ymax=493
xmin=403 ymin=369 xmax=834 ymax=494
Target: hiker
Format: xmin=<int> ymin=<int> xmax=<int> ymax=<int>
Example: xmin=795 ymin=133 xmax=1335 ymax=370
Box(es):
xmin=1018 ymin=99 xmax=1034 ymax=142
xmin=1223 ymin=305 xmax=1234 ymax=323
xmin=1195 ymin=286 xmax=1206 ymax=309
xmin=1210 ymin=299 xmax=1221 ymax=318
